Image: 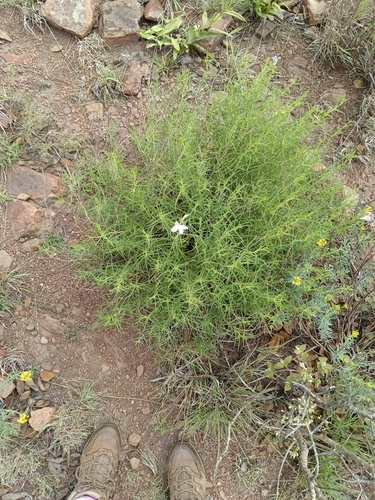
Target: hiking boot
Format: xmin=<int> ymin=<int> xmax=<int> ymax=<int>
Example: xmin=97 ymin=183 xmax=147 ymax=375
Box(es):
xmin=168 ymin=442 xmax=206 ymax=500
xmin=67 ymin=423 xmax=121 ymax=500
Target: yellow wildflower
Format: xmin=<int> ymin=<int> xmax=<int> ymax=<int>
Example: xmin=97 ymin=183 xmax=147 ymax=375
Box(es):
xmin=364 ymin=205 xmax=373 ymax=214
xmin=326 ymin=294 xmax=333 ymax=302
xmin=317 ymin=238 xmax=327 ymax=247
xmin=19 ymin=370 xmax=33 ymax=382
xmin=17 ymin=413 xmax=29 ymax=424
xmin=366 ymin=381 xmax=372 ymax=388
xmin=360 ymin=225 xmax=366 ymax=231
xmin=332 ymin=304 xmax=341 ymax=311
xmin=351 ymin=330 xmax=359 ymax=338
xmin=292 ymin=276 xmax=301 ymax=286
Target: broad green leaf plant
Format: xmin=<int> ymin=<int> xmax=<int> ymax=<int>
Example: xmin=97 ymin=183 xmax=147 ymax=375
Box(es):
xmin=140 ymin=10 xmax=245 ymax=59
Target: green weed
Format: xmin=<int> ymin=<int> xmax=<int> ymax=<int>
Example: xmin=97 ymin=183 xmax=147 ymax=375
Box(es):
xmin=140 ymin=9 xmax=245 ymax=60
xmin=91 ymin=63 xmax=124 ymax=103
xmin=311 ymin=0 xmax=375 ymax=87
xmin=38 ymin=234 xmax=67 ymax=254
xmin=0 ymin=408 xmax=19 ymax=439
xmin=50 ymin=384 xmax=101 ymax=458
xmin=0 ymin=439 xmax=53 ymax=496
xmin=0 ymin=191 xmax=12 ymax=204
xmin=64 ymin=327 xmax=79 ymax=342
xmin=246 ymin=0 xmax=285 ymax=18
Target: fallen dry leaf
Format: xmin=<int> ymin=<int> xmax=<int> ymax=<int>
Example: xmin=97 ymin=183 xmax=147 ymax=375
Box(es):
xmin=29 ymin=407 xmax=56 ymax=430
xmin=269 ymin=330 xmax=290 ymax=348
xmin=19 ymin=390 xmax=31 ymax=402
xmin=40 ymin=370 xmax=55 ymax=382
xmin=50 ymin=45 xmax=62 ymax=52
xmin=35 ymin=399 xmax=49 ymax=408
xmin=38 ymin=377 xmax=46 ymax=391
xmin=25 ymin=426 xmax=38 ymax=439
xmin=16 ymin=380 xmax=25 ymax=395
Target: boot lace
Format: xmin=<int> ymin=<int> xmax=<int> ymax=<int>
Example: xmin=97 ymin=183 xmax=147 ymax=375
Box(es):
xmin=173 ymin=467 xmax=205 ymax=500
xmin=75 ymin=449 xmax=116 ymax=494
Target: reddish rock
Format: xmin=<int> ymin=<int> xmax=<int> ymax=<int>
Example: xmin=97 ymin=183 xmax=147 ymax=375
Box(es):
xmin=303 ymin=0 xmax=328 ymax=24
xmin=41 ymin=0 xmax=97 ymax=38
xmin=290 ymin=56 xmax=309 ymax=70
xmin=6 ymin=166 xmax=65 ymax=205
xmin=255 ymin=19 xmax=277 ymax=38
xmin=38 ymin=313 xmax=66 ymax=338
xmin=22 ymin=238 xmax=43 ymax=252
xmin=99 ymin=0 xmax=142 ymax=46
xmin=7 ymin=200 xmax=45 ymax=240
xmin=144 ymin=0 xmax=163 ymax=21
xmin=195 ymin=14 xmax=233 ymax=52
xmin=0 ymin=52 xmax=30 ymax=64
xmin=122 ymin=60 xmax=142 ymax=96
xmin=17 ymin=193 xmax=31 ymax=201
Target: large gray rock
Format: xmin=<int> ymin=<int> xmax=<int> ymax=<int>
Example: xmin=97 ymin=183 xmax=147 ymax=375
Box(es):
xmin=41 ymin=0 xmax=97 ymax=38
xmin=6 ymin=166 xmax=66 ymax=206
xmin=99 ymin=0 xmax=142 ymax=46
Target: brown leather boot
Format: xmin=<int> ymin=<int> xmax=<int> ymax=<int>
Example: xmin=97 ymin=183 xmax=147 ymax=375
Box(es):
xmin=168 ymin=442 xmax=206 ymax=500
xmin=67 ymin=423 xmax=121 ymax=500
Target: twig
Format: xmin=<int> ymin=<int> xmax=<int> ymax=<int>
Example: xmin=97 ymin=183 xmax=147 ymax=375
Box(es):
xmin=291 ymin=382 xmax=375 ymax=421
xmin=307 ymin=426 xmax=319 ymax=480
xmin=295 ymin=430 xmax=327 ymax=500
xmin=314 ymin=434 xmax=375 ymax=475
xmin=213 ymin=405 xmax=247 ymax=482
xmin=275 ymin=440 xmax=296 ymax=500
xmin=338 ymin=455 xmax=364 ymax=500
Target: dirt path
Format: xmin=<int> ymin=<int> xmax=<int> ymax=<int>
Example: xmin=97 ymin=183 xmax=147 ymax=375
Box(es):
xmin=1 ymin=5 xmax=373 ymax=500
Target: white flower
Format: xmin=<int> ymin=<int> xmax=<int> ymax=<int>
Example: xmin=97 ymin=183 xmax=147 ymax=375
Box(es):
xmin=171 ymin=222 xmax=189 ymax=234
xmin=361 ymin=214 xmax=374 ymax=222
xmin=170 ymin=214 xmax=190 ymax=235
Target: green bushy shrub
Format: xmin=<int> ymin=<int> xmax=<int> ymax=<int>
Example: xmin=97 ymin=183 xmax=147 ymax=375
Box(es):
xmin=75 ymin=65 xmax=352 ymax=351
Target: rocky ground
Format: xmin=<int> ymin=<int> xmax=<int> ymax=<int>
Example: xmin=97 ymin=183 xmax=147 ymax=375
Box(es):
xmin=0 ymin=2 xmax=374 ymax=500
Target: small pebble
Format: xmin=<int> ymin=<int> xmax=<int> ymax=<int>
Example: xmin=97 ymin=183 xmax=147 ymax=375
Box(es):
xmin=129 ymin=457 xmax=140 ymax=470
xmin=128 ymin=433 xmax=142 ymax=447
